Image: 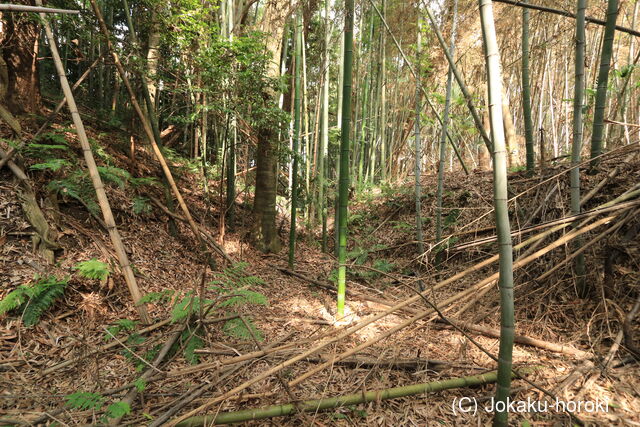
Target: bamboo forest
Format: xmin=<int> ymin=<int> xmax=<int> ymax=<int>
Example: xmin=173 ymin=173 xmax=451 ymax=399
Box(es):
xmin=2 ymin=0 xmax=640 ymax=425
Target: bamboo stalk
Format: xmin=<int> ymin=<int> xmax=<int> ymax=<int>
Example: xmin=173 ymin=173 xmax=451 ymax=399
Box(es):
xmin=88 ymin=0 xmax=212 ymax=265
xmin=36 ymin=1 xmax=150 ymax=324
xmin=170 ymin=213 xmax=615 ymax=425
xmin=175 ymin=369 xmax=532 ymax=426
xmin=437 ymin=319 xmax=590 ymax=358
xmin=492 ymin=0 xmax=640 ymax=38
xmin=0 ymin=4 xmax=79 ymax=13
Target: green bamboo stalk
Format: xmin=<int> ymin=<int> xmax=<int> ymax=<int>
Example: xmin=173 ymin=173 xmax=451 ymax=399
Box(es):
xmin=335 ymin=30 xmax=345 ymax=257
xmin=415 ymin=14 xmax=424 ymax=267
xmin=175 ymin=370 xmax=531 ymax=426
xmin=336 ymin=0 xmax=354 ymax=318
xmin=589 ymin=0 xmax=618 ymax=168
xmin=478 ymin=1 xmax=515 ymax=426
xmin=379 ymin=0 xmax=387 ymax=181
xmin=288 ymin=13 xmax=303 ymax=269
xmin=436 ymin=0 xmax=458 ymax=267
xmin=522 ymin=0 xmax=535 ymax=172
xmin=572 ymin=0 xmax=587 ymax=297
xmin=320 ymin=0 xmax=331 ymax=253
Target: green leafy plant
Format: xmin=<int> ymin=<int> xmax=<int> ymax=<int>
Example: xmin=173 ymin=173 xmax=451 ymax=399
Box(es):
xmin=104 ymin=401 xmax=131 ymax=420
xmin=65 ymin=391 xmax=105 ymax=411
xmin=132 ymin=196 xmax=153 ymax=215
xmin=104 ymin=319 xmax=138 ymax=341
xmin=209 ymin=262 xmax=267 ymax=341
xmin=0 ymin=275 xmax=68 ymax=326
xmin=443 ymin=209 xmax=461 ymax=229
xmin=65 ymin=391 xmax=130 ymax=423
xmin=74 ymin=258 xmax=110 ymax=281
xmin=30 ymin=158 xmax=72 ymax=172
xmin=223 ymin=317 xmax=263 ymax=341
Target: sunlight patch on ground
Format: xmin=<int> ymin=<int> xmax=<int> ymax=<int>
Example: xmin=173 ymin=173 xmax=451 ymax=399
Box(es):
xmin=222 ymin=239 xmax=241 ymax=255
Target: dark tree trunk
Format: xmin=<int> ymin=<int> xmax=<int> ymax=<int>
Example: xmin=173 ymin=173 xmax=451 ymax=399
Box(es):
xmin=253 ymin=125 xmax=281 ymax=253
xmin=251 ymin=0 xmax=292 ymax=253
xmin=0 ymin=1 xmax=42 ymax=115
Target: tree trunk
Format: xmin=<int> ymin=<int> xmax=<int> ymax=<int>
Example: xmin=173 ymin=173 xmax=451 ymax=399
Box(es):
xmin=252 ymin=0 xmax=292 ymax=253
xmin=0 ymin=0 xmax=42 ymax=114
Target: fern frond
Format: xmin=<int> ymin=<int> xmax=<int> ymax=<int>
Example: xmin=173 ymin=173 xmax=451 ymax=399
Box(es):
xmin=0 ymin=286 xmax=29 ymax=315
xmin=65 ymin=391 xmax=104 ymax=410
xmin=21 ymin=276 xmax=68 ymax=326
xmin=218 ymin=289 xmax=267 ymax=307
xmin=97 ymin=166 xmax=131 ymax=188
xmin=132 ymin=196 xmax=152 ymax=215
xmin=181 ymin=329 xmax=204 ymax=364
xmin=223 ymin=317 xmax=263 ymax=341
xmin=30 ymin=158 xmax=71 ymax=172
xmin=73 ymin=258 xmax=110 ymax=280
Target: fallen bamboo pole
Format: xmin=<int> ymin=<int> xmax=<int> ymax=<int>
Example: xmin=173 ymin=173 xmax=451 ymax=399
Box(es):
xmin=175 ymin=369 xmax=532 ymax=426
xmin=170 ymin=214 xmax=617 ymax=424
xmin=88 ymin=0 xmax=213 ymax=266
xmin=492 ymin=0 xmax=640 ymax=38
xmin=435 ymin=319 xmax=590 ymax=358
xmin=0 ymin=4 xmax=79 ymax=13
xmin=36 ymin=1 xmax=150 ymax=323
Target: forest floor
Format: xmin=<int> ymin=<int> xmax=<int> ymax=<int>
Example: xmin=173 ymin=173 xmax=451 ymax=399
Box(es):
xmin=1 ymin=115 xmax=640 ymax=426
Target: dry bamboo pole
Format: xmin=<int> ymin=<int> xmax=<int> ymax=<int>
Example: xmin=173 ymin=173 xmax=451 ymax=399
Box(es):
xmin=37 ymin=2 xmax=150 ymax=324
xmin=492 ymin=0 xmax=640 ymax=38
xmin=519 ymin=186 xmax=640 ymax=259
xmin=535 ymin=208 xmax=635 ymax=282
xmin=451 ymin=198 xmax=639 ymax=251
xmin=0 ymin=55 xmax=102 ymax=171
xmin=284 ymin=214 xmax=617 ymax=390
xmin=88 ymin=0 xmax=212 ymax=265
xmin=0 ymin=4 xmax=79 ymax=13
xmin=436 ymin=319 xmax=590 ymax=358
xmin=169 ymin=213 xmax=617 ymax=424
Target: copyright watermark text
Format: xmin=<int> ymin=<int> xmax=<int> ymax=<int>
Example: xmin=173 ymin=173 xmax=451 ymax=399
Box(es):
xmin=451 ymin=397 xmax=609 ymax=416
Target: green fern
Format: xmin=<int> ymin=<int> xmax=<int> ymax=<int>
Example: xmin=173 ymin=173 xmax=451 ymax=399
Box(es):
xmin=104 ymin=319 xmax=138 ymax=341
xmin=73 ymin=258 xmax=110 ymax=280
xmin=30 ymin=158 xmax=72 ymax=172
xmin=132 ymin=196 xmax=152 ymax=215
xmin=103 ymin=401 xmax=131 ymax=420
xmin=181 ymin=329 xmax=204 ymax=364
xmin=65 ymin=391 xmax=130 ymax=423
xmin=0 ymin=286 xmax=30 ymax=316
xmin=171 ymin=291 xmax=212 ymax=323
xmin=65 ymin=391 xmax=105 ymax=410
xmin=136 ymin=290 xmax=174 ymax=305
xmin=129 ymin=176 xmax=159 ymax=188
xmin=218 ymin=289 xmax=267 ymax=307
xmin=97 ymin=166 xmax=131 ymax=188
xmin=48 ymin=171 xmax=100 ymax=215
xmin=223 ymin=317 xmax=263 ymax=341
xmin=0 ymin=275 xmax=68 ymax=326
